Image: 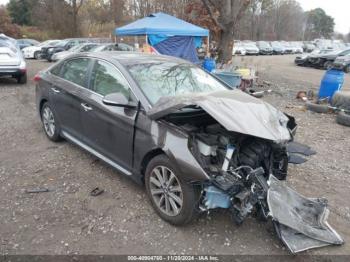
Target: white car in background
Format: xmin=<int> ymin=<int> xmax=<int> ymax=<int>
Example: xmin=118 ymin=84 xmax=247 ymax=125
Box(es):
xmin=242 ymin=42 xmax=259 ymax=55
xmin=22 ymin=40 xmax=60 ymax=59
xmin=0 ymin=34 xmax=27 ymax=84
xmin=232 ymin=42 xmax=247 ymax=55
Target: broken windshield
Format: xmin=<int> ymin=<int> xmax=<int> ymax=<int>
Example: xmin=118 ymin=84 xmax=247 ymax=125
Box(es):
xmin=127 ymin=62 xmax=228 ymax=105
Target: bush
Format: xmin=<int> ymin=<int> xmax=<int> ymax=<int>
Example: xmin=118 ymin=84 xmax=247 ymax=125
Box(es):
xmin=0 ymin=7 xmax=21 ymax=38
xmin=19 ymin=26 xmax=51 ymax=41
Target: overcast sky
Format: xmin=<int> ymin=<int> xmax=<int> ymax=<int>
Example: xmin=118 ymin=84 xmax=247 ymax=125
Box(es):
xmin=298 ymin=0 xmax=349 ymax=34
xmin=0 ymin=0 xmax=349 ymax=34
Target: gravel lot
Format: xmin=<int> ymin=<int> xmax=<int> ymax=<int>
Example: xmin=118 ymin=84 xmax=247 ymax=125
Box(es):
xmin=0 ymin=55 xmax=349 ymax=256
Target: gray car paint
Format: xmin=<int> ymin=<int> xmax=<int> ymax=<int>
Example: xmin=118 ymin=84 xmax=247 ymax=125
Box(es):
xmin=148 ymin=90 xmax=291 ymax=142
xmin=36 ymin=52 xmax=210 ymax=184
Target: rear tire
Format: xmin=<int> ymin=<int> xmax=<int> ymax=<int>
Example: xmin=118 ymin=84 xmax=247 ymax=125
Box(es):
xmin=40 ymin=102 xmax=62 ymax=142
xmin=145 ymin=155 xmax=199 ymax=226
xmin=17 ymin=73 xmax=27 ymax=84
xmin=34 ymin=51 xmax=40 ymax=60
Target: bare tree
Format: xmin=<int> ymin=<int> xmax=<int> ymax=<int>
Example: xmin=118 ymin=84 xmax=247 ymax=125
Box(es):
xmin=201 ymin=0 xmax=251 ymax=63
xmin=67 ymin=0 xmax=84 ymax=35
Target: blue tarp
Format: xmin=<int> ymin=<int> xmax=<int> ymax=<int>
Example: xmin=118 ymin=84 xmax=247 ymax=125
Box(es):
xmin=148 ymin=34 xmax=202 ymax=48
xmin=115 ymin=12 xmax=208 ymax=63
xmin=153 ymin=36 xmax=199 ymax=63
xmin=115 ymin=12 xmax=209 ymax=37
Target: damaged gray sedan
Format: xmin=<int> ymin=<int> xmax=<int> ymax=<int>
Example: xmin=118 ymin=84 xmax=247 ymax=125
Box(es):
xmin=35 ymin=52 xmax=343 ymax=253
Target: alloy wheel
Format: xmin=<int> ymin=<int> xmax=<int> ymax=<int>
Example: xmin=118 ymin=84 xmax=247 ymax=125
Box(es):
xmin=42 ymin=107 xmax=55 ymax=137
xmin=149 ymin=166 xmax=183 ymax=217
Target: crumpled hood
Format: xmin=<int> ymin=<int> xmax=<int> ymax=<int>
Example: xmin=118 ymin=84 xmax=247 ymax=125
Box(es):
xmin=147 ymin=90 xmax=291 ymax=142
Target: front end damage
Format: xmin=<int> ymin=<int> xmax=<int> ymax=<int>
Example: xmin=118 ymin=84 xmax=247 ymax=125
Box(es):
xmin=148 ymin=90 xmax=343 ymax=253
xmin=187 ymin=117 xmax=343 ymax=253
xmin=187 ymin=119 xmax=343 ymax=253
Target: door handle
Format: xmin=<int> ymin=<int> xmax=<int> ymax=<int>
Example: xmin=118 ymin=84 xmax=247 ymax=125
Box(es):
xmin=51 ymin=87 xmax=60 ymax=94
xmin=81 ymin=103 xmax=93 ymax=112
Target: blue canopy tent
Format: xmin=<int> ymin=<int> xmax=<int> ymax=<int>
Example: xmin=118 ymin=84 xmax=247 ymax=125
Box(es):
xmin=115 ymin=12 xmax=209 ymax=63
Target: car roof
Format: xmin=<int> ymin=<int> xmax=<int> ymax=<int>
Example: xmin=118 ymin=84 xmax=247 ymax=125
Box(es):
xmin=80 ymin=52 xmax=190 ymax=66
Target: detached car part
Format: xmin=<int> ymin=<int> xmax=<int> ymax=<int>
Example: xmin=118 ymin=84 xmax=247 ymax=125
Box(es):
xmin=268 ymin=176 xmax=344 ymax=253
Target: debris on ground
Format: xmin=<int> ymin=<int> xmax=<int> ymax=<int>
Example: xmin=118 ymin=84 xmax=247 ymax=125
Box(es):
xmin=296 ymin=91 xmax=308 ymax=101
xmin=268 ymin=176 xmax=344 ymax=253
xmin=306 ymin=101 xmax=330 ymax=113
xmin=90 ymin=187 xmax=104 ymax=197
xmin=336 ymin=111 xmax=350 ymax=127
xmin=25 ymin=188 xmax=50 ymax=194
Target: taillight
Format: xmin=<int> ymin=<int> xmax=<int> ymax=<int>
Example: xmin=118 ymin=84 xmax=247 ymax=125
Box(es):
xmin=33 ymin=74 xmax=42 ymax=82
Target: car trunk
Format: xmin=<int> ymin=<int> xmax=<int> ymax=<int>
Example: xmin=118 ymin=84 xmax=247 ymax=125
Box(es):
xmin=0 ymin=47 xmax=20 ymax=66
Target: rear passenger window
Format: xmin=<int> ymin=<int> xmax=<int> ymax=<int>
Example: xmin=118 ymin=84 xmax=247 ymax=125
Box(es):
xmin=90 ymin=60 xmax=131 ymax=98
xmin=61 ymin=58 xmax=89 ymax=87
xmin=50 ymin=64 xmax=62 ymax=76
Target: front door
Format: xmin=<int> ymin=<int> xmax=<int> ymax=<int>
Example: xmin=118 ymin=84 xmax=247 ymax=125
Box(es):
xmin=80 ymin=59 xmax=138 ymax=172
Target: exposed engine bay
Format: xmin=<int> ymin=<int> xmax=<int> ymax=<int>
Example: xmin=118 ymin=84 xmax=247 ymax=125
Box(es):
xmin=188 ymin=122 xmax=287 ymax=224
xmin=164 ymin=107 xmax=343 ymax=253
xmin=166 ymin=108 xmax=289 ymax=224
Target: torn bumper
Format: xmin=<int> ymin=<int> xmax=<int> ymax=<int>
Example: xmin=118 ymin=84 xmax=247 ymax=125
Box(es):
xmin=267 ymin=176 xmax=344 ymax=253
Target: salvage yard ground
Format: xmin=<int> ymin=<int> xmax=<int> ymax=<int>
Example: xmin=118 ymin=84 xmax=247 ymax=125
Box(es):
xmin=0 ymin=55 xmax=349 ymax=255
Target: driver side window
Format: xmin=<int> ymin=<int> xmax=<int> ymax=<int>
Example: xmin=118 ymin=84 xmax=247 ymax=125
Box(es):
xmin=90 ymin=60 xmax=132 ymax=100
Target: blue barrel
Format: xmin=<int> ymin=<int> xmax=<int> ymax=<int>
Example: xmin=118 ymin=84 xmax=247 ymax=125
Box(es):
xmin=202 ymin=57 xmax=216 ymax=72
xmin=212 ymin=71 xmax=242 ymax=89
xmin=318 ymin=69 xmax=344 ymax=101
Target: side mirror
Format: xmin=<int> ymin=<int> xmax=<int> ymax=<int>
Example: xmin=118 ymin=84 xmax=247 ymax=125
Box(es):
xmin=102 ymin=93 xmax=137 ymax=109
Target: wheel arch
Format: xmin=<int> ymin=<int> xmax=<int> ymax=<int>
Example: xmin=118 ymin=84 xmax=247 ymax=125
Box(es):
xmin=139 ymin=148 xmax=166 ymax=183
xmin=39 ymin=98 xmax=48 ymax=116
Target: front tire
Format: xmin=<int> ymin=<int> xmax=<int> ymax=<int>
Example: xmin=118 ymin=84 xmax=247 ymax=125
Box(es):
xmin=344 ymin=65 xmax=350 ymax=73
xmin=145 ymin=155 xmax=198 ymax=225
xmin=324 ymin=61 xmax=333 ymax=70
xmin=40 ymin=102 xmax=62 ymax=142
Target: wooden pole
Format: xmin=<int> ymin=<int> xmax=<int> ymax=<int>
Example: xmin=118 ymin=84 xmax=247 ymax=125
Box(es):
xmin=206 ymin=34 xmax=210 ymax=57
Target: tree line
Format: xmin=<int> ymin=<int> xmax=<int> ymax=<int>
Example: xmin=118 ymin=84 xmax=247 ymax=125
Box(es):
xmin=0 ymin=0 xmax=346 ymax=62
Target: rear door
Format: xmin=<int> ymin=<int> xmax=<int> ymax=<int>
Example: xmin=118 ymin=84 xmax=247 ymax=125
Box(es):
xmin=50 ymin=57 xmax=93 ymax=139
xmin=80 ymin=59 xmax=138 ymax=172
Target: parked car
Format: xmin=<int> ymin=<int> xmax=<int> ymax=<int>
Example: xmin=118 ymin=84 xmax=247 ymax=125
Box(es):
xmin=35 ymin=52 xmax=296 ymax=226
xmin=333 ymin=55 xmax=350 ymax=73
xmin=0 ymin=38 xmax=27 ymax=84
xmin=16 ymin=38 xmax=40 ymax=50
xmin=309 ymin=48 xmax=350 ymax=70
xmin=270 ymin=41 xmax=285 ymax=55
xmin=295 ymin=49 xmax=333 ymax=67
xmin=41 ymin=38 xmax=93 ymax=62
xmin=51 ymin=43 xmax=100 ymax=62
xmin=22 ymin=40 xmax=61 ymax=59
xmin=232 ymin=42 xmax=247 ymax=55
xmin=303 ymin=42 xmax=316 ymax=53
xmin=242 ymin=42 xmax=259 ymax=55
xmin=90 ymin=43 xmax=135 ymax=53
xmin=256 ymin=41 xmax=273 ymax=55
xmin=280 ymin=41 xmax=293 ymax=54
xmin=290 ymin=42 xmax=303 ymax=54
